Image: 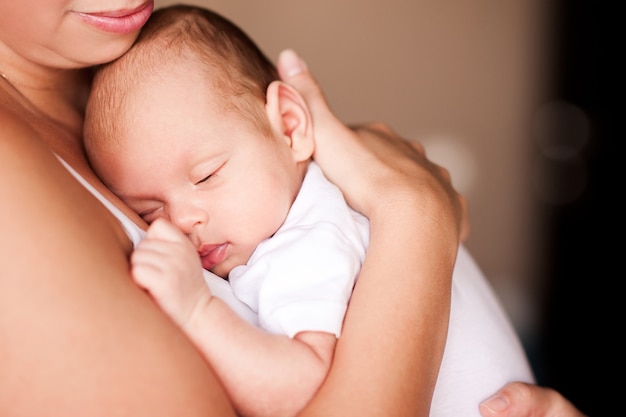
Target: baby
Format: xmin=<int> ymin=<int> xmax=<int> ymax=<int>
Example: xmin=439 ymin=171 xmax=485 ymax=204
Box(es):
xmin=84 ymin=5 xmax=535 ymax=417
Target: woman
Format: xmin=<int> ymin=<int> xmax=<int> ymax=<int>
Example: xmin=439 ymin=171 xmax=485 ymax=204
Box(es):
xmin=0 ymin=1 xmax=582 ymax=416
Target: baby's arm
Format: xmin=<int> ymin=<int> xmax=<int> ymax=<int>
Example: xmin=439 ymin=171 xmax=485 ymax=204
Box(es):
xmin=132 ymin=219 xmax=336 ymax=417
xmin=191 ymin=311 xmax=337 ymax=417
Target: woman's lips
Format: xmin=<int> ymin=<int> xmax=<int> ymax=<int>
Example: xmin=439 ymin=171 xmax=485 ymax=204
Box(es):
xmin=199 ymin=243 xmax=229 ymax=271
xmin=73 ymin=1 xmax=154 ymax=35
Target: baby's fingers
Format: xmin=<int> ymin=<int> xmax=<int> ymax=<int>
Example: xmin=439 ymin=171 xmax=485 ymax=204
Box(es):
xmin=130 ymin=244 xmax=171 ymax=291
xmin=145 ymin=218 xmax=189 ymax=243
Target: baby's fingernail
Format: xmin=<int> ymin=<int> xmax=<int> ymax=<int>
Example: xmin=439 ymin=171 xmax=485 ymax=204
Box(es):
xmin=480 ymin=394 xmax=509 ymax=414
xmin=279 ymin=49 xmax=308 ymax=77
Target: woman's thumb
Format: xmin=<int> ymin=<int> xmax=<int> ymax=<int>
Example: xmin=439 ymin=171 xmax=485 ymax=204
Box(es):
xmin=276 ymin=49 xmax=331 ymax=123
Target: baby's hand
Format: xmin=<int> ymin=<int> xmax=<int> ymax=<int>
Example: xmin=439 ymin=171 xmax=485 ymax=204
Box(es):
xmin=131 ymin=218 xmax=212 ymax=328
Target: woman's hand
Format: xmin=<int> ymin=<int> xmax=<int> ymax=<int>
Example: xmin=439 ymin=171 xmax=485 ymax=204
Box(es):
xmin=276 ymin=49 xmax=469 ymax=243
xmin=480 ymin=382 xmax=587 ymax=417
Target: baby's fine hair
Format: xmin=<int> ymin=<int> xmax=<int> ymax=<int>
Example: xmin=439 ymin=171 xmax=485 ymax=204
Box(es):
xmin=134 ymin=4 xmax=279 ymax=100
xmin=85 ymin=4 xmax=279 ymax=149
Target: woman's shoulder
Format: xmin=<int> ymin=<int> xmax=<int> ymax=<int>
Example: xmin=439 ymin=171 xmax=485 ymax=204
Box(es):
xmin=0 ymin=91 xmax=58 ymax=175
xmin=0 ymin=101 xmax=58 ymax=198
xmin=0 ymin=89 xmax=132 ymax=255
xmin=0 ymin=96 xmax=38 ymax=145
xmin=0 ymin=85 xmax=236 ymax=417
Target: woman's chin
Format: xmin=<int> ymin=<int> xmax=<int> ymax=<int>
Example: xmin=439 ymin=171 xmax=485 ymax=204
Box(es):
xmin=71 ymin=35 xmax=140 ymax=67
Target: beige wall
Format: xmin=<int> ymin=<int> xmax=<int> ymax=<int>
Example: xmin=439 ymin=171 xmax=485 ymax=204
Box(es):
xmin=154 ymin=0 xmax=555 ymax=338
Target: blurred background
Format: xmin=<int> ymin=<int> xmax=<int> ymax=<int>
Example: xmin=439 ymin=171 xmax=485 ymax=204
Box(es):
xmin=155 ymin=1 xmax=608 ymax=414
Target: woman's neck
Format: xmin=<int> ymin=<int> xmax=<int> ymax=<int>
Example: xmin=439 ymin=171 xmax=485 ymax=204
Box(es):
xmin=0 ymin=64 xmax=94 ymax=182
xmin=0 ymin=40 xmax=92 ymax=137
xmin=0 ymin=69 xmax=91 ymax=137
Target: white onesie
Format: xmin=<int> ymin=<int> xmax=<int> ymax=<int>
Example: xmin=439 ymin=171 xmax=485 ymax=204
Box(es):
xmin=62 ymin=157 xmax=535 ymax=417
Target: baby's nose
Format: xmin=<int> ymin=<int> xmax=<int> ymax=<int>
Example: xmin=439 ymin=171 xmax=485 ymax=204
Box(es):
xmin=169 ymin=203 xmax=207 ymax=235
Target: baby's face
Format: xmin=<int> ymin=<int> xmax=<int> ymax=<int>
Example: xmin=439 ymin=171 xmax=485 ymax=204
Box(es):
xmin=95 ymin=66 xmax=303 ymax=278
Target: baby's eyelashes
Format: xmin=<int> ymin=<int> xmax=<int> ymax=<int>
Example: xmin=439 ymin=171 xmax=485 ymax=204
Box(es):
xmin=195 ymin=174 xmax=213 ymax=185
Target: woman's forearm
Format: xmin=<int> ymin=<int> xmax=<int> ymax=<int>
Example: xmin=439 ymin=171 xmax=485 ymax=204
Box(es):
xmin=277 ymin=50 xmax=462 ymax=417
xmin=299 ymin=199 xmax=456 ymax=417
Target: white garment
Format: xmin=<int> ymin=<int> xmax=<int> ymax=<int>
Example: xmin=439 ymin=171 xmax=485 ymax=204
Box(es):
xmin=229 ymin=162 xmax=370 ymax=337
xmin=431 ymin=245 xmax=535 ymax=416
xmin=61 ymin=157 xmax=534 ymax=416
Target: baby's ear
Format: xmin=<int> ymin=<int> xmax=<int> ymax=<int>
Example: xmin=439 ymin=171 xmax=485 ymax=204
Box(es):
xmin=265 ymin=80 xmax=314 ymax=162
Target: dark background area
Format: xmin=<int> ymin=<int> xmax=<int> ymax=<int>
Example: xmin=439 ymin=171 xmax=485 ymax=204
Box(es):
xmin=534 ymin=1 xmax=615 ymax=415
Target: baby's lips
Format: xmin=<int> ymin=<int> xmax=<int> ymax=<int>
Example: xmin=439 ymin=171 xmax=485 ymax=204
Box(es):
xmin=199 ymin=243 xmax=228 ymax=270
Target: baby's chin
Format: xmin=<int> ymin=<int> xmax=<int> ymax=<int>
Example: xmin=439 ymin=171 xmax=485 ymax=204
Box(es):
xmin=210 ymin=266 xmax=230 ymax=280
xmin=212 ymin=249 xmax=258 ymax=280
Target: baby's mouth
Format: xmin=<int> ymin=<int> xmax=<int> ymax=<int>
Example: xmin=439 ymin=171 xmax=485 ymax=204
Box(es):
xmin=198 ymin=243 xmax=229 ymax=271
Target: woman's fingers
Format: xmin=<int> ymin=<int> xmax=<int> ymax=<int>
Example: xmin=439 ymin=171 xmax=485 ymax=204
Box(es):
xmin=277 ymin=49 xmax=468 ymax=242
xmin=479 ymin=382 xmax=588 ymax=417
xmin=276 ymin=49 xmax=332 ymax=124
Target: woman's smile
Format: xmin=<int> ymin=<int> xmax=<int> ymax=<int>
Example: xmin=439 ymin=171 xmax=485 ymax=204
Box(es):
xmin=73 ymin=1 xmax=153 ymax=34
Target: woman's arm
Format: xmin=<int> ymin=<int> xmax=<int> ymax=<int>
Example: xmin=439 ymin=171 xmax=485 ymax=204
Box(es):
xmin=0 ymin=110 xmax=236 ymax=416
xmin=278 ymin=50 xmax=464 ymax=417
